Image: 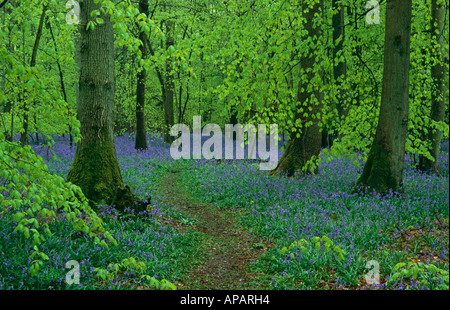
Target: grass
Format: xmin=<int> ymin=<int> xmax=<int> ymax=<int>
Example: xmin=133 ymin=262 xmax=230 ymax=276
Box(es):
xmin=0 ymin=134 xmax=448 ymax=290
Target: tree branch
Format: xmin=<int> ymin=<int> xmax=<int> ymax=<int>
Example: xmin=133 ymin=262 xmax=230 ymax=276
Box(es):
xmin=0 ymin=0 xmax=9 ymax=9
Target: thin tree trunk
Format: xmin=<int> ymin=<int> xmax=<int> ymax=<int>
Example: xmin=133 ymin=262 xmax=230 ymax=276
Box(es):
xmin=321 ymin=0 xmax=347 ymax=148
xmin=67 ymin=0 xmax=123 ymax=205
xmin=0 ymin=0 xmax=9 ymax=9
xmin=9 ymin=110 xmax=13 ymax=142
xmin=164 ymin=19 xmax=175 ymax=144
xmin=180 ymin=85 xmax=189 ymax=124
xmin=418 ymin=0 xmax=446 ymax=175
xmin=350 ymin=6 xmax=361 ymax=113
xmin=269 ymin=0 xmax=323 ymax=177
xmin=2 ymin=7 xmax=13 ymax=142
xmin=19 ymin=4 xmax=47 ymax=146
xmin=332 ymin=0 xmax=347 ymax=121
xmin=135 ymin=0 xmax=149 ymax=150
xmin=47 ymin=18 xmax=73 ymax=147
xmin=33 ymin=113 xmax=39 ymax=143
xmin=356 ymin=0 xmax=412 ymax=194
xmin=175 ymin=25 xmax=190 ymax=125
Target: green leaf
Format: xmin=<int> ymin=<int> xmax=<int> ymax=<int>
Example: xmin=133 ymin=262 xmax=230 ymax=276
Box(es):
xmin=86 ymin=21 xmax=95 ymax=31
xmin=14 ymin=212 xmax=25 ymax=222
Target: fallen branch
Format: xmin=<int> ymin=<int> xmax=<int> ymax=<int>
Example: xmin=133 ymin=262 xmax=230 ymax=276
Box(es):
xmin=434 ymin=210 xmax=448 ymax=230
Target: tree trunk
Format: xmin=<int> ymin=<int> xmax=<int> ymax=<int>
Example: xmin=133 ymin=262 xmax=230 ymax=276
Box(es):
xmin=47 ymin=18 xmax=73 ymax=147
xmin=164 ymin=19 xmax=175 ymax=144
xmin=19 ymin=4 xmax=47 ymax=146
xmin=2 ymin=9 xmax=13 ymax=142
xmin=269 ymin=0 xmax=323 ymax=177
xmin=356 ymin=0 xmax=412 ymax=194
xmin=135 ymin=0 xmax=149 ymax=150
xmin=418 ymin=0 xmax=446 ymax=174
xmin=67 ymin=0 xmax=123 ymax=205
xmin=332 ymin=0 xmax=347 ymax=121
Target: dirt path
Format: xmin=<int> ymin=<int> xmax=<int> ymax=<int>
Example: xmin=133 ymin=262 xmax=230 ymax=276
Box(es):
xmin=157 ymin=167 xmax=267 ymax=290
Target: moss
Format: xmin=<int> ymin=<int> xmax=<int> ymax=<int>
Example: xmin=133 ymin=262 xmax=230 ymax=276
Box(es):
xmin=269 ymin=139 xmax=305 ymax=177
xmin=356 ymin=138 xmax=403 ymax=195
xmin=270 ymin=133 xmax=320 ymax=177
xmin=67 ymin=135 xmax=123 ymax=208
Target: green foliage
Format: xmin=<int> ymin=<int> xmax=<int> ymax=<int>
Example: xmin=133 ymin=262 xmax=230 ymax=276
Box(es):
xmin=263 ymin=234 xmax=349 ymax=289
xmin=141 ymin=276 xmax=178 ymax=290
xmin=0 ymin=139 xmax=192 ymax=289
xmin=0 ymin=0 xmax=449 ymax=291
xmin=0 ymin=0 xmax=79 ymax=140
xmin=181 ymin=154 xmax=448 ymax=289
xmin=94 ymin=257 xmax=177 ymax=290
xmin=0 ymin=0 xmax=448 ymax=158
xmin=272 ymin=235 xmax=347 ymax=265
xmin=0 ymin=133 xmax=117 ymax=276
xmin=387 ymin=261 xmax=449 ymax=290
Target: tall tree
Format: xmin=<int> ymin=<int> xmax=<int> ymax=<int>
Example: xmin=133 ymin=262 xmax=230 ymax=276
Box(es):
xmin=356 ymin=0 xmax=413 ymax=194
xmin=418 ymin=0 xmax=446 ymax=174
xmin=19 ymin=4 xmax=47 ymax=146
xmin=47 ymin=18 xmax=73 ymax=147
xmin=269 ymin=0 xmax=323 ymax=176
xmin=135 ymin=0 xmax=149 ymax=150
xmin=67 ymin=0 xmax=123 ymax=205
xmin=164 ymin=18 xmax=175 ymax=144
xmin=332 ymin=0 xmax=347 ymax=122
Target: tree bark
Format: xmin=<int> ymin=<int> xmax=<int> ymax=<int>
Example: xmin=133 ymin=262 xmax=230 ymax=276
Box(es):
xmin=356 ymin=0 xmax=412 ymax=194
xmin=135 ymin=0 xmax=149 ymax=150
xmin=269 ymin=0 xmax=323 ymax=177
xmin=67 ymin=0 xmax=123 ymax=205
xmin=418 ymin=0 xmax=446 ymax=174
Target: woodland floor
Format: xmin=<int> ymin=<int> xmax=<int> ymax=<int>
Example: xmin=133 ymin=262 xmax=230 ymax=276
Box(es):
xmin=157 ymin=167 xmax=269 ymax=289
xmin=1 ymin=136 xmax=447 ymax=290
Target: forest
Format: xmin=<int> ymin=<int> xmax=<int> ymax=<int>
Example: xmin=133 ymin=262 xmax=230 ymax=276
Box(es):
xmin=0 ymin=0 xmax=449 ymax=294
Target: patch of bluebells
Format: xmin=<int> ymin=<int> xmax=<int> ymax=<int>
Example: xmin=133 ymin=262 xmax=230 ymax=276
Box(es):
xmin=31 ymin=134 xmax=174 ymax=198
xmin=4 ymin=134 xmax=448 ymax=289
xmin=1 ymin=134 xmax=185 ymax=289
xmin=182 ymin=139 xmax=449 ymax=289
xmin=0 ymin=198 xmax=184 ymax=289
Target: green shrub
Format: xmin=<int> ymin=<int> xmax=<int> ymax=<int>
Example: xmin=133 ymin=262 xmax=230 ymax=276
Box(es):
xmin=274 ymin=235 xmax=346 ymax=263
xmin=387 ymin=261 xmax=449 ymax=290
xmin=94 ymin=257 xmax=177 ymax=290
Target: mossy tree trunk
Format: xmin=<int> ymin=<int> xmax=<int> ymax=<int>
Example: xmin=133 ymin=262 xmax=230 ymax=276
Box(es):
xmin=356 ymin=0 xmax=412 ymax=194
xmin=67 ymin=0 xmax=123 ymax=205
xmin=135 ymin=0 xmax=149 ymax=150
xmin=269 ymin=0 xmax=323 ymax=177
xmin=418 ymin=0 xmax=446 ymax=175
